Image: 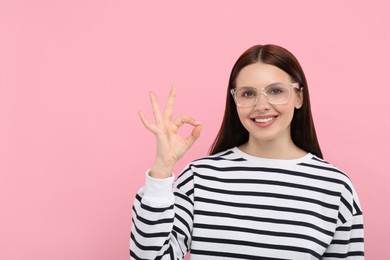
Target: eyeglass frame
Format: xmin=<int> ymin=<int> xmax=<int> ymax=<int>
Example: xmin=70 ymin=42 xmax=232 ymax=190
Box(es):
xmin=230 ymin=82 xmax=302 ymax=107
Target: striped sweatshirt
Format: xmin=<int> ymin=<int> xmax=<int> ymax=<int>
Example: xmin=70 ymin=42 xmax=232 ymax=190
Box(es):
xmin=130 ymin=147 xmax=364 ymax=259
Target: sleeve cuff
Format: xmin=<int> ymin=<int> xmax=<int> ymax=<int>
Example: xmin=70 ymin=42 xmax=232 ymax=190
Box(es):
xmin=142 ymin=169 xmax=175 ymax=205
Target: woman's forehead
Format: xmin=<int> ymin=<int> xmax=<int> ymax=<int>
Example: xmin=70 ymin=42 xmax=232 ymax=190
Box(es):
xmin=236 ymin=63 xmax=291 ymax=86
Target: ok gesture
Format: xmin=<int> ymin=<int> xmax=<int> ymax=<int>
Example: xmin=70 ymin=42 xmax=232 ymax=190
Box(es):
xmin=139 ymin=86 xmax=203 ymax=179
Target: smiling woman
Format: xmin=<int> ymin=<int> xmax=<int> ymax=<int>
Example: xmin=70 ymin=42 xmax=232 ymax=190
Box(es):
xmin=130 ymin=44 xmax=364 ymax=259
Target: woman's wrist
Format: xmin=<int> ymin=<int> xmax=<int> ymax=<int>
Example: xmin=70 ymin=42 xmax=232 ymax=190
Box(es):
xmin=150 ymin=162 xmax=174 ymax=179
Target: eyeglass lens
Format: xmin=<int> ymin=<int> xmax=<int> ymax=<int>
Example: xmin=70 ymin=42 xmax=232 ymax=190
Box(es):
xmin=234 ymin=84 xmax=292 ymax=106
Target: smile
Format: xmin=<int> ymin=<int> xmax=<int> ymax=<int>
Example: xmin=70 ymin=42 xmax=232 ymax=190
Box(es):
xmin=254 ymin=117 xmax=275 ymax=123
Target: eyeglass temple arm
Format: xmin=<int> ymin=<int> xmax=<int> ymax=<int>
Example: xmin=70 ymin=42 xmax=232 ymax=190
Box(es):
xmin=292 ymin=83 xmax=301 ymax=89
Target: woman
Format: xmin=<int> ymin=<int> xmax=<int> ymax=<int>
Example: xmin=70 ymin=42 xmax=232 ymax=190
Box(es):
xmin=130 ymin=44 xmax=364 ymax=259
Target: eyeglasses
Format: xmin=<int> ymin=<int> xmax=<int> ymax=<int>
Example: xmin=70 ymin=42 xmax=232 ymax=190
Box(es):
xmin=230 ymin=82 xmax=301 ymax=107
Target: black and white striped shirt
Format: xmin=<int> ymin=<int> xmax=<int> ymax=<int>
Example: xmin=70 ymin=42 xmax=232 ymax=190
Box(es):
xmin=130 ymin=147 xmax=364 ymax=259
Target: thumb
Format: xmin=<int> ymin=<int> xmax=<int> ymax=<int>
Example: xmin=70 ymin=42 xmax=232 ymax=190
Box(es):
xmin=185 ymin=124 xmax=203 ymax=147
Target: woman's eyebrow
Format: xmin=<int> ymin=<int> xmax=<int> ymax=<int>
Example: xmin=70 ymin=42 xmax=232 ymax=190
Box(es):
xmin=267 ymin=82 xmax=283 ymax=86
xmin=238 ymin=82 xmax=284 ymax=89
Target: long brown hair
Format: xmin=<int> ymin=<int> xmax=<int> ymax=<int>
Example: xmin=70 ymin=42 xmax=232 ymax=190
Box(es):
xmin=209 ymin=44 xmax=323 ymax=159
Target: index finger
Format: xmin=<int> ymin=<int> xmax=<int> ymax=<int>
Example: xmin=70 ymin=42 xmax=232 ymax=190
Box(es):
xmin=163 ymin=85 xmax=176 ymax=120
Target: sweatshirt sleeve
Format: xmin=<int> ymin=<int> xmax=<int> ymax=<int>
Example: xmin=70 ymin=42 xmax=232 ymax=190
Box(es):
xmin=130 ymin=166 xmax=195 ymax=260
xmin=322 ymin=183 xmax=365 ymax=259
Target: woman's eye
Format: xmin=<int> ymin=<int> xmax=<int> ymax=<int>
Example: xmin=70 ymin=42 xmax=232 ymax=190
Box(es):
xmin=241 ymin=90 xmax=256 ymax=97
xmin=268 ymin=87 xmax=284 ymax=95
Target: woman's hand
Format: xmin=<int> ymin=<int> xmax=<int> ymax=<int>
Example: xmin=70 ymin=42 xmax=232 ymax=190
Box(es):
xmin=139 ymin=86 xmax=203 ymax=179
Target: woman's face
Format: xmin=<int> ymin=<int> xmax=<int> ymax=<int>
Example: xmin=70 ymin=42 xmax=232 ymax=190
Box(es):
xmin=234 ymin=62 xmax=303 ymax=145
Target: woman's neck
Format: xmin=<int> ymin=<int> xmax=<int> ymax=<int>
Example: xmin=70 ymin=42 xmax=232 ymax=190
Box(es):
xmin=239 ymin=136 xmax=307 ymax=160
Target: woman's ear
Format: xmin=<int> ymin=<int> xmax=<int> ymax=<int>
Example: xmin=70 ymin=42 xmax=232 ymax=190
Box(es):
xmin=295 ymin=90 xmax=303 ymax=109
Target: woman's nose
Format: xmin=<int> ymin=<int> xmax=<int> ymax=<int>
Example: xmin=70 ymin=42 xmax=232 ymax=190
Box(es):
xmin=254 ymin=92 xmax=270 ymax=110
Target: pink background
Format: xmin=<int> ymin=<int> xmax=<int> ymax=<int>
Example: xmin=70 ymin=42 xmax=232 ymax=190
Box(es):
xmin=1 ymin=1 xmax=389 ymax=259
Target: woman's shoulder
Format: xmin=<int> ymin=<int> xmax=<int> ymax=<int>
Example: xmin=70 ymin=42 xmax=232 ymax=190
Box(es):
xmin=306 ymin=156 xmax=363 ymax=221
xmin=298 ymin=154 xmax=353 ymax=183
xmin=298 ymin=155 xmax=361 ymax=207
xmin=190 ymin=147 xmax=247 ymax=166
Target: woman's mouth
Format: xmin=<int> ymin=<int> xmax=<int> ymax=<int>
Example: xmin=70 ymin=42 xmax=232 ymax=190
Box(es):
xmin=252 ymin=116 xmax=278 ymax=127
xmin=254 ymin=117 xmax=275 ymax=123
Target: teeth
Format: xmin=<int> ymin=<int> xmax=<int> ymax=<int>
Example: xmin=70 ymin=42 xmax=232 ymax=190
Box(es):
xmin=255 ymin=117 xmax=274 ymax=123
